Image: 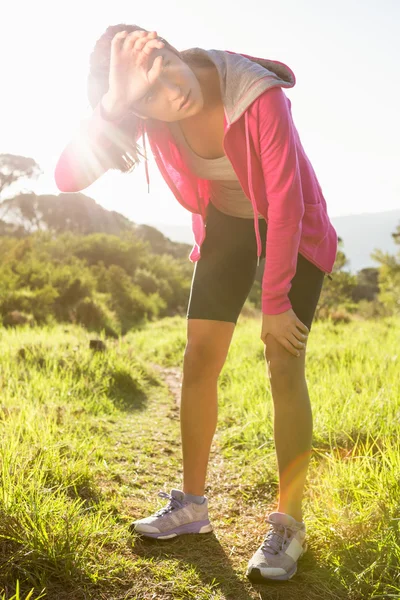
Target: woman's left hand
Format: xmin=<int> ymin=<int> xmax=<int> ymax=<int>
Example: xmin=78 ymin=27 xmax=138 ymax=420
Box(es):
xmin=260 ymin=309 xmax=309 ymax=357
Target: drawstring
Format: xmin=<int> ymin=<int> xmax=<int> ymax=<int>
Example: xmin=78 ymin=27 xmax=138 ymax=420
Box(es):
xmin=245 ymin=112 xmax=262 ymax=266
xmin=142 ymin=121 xmax=150 ymax=194
xmin=199 ymin=179 xmax=209 ymax=219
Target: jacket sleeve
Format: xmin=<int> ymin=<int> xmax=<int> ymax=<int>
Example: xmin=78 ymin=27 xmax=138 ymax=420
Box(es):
xmin=258 ymin=87 xmax=305 ymax=315
xmin=54 ymin=102 xmax=140 ymax=193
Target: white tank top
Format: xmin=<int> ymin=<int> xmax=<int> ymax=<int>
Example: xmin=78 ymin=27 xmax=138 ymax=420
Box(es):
xmin=168 ymin=121 xmax=262 ymax=219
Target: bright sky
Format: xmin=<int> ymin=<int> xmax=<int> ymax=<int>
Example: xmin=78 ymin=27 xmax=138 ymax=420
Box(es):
xmin=1 ymin=0 xmax=399 ymax=227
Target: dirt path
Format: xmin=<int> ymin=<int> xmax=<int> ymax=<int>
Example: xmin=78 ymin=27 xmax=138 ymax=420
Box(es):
xmin=121 ymin=364 xmax=343 ymax=600
xmin=150 ymin=363 xmax=182 ymax=407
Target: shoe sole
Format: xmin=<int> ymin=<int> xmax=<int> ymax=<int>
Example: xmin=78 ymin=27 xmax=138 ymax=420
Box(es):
xmin=246 ymin=564 xmax=297 ymax=582
xmin=132 ymin=520 xmax=213 ymax=540
xmin=246 ymin=544 xmax=307 ymax=583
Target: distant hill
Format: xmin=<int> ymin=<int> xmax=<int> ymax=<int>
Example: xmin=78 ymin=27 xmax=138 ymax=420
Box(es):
xmin=329 ymin=210 xmax=400 ymax=272
xmin=2 ymin=193 xmax=398 ymax=273
xmin=151 ymin=209 xmax=400 ymax=274
xmin=0 ymin=192 xmax=191 ymax=260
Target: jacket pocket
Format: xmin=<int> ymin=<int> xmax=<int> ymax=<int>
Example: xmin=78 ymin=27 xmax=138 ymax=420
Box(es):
xmin=301 ymin=202 xmax=330 ymax=255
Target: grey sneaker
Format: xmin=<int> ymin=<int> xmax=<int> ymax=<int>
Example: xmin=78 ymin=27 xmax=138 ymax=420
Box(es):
xmin=246 ymin=512 xmax=307 ymax=582
xmin=130 ymin=489 xmax=213 ymax=540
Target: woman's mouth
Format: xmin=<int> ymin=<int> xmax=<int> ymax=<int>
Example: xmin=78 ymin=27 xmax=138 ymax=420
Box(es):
xmin=179 ymin=90 xmax=192 ymax=110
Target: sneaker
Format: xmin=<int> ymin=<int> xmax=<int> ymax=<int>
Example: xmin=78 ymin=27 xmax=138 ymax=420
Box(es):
xmin=246 ymin=512 xmax=307 ymax=582
xmin=130 ymin=489 xmax=213 ymax=540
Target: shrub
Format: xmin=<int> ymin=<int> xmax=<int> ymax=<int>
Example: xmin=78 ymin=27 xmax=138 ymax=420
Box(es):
xmin=3 ymin=310 xmax=35 ymax=327
xmin=1 ymin=286 xmax=59 ymax=323
xmin=75 ymin=296 xmax=120 ymax=338
xmin=133 ymin=268 xmax=159 ymax=295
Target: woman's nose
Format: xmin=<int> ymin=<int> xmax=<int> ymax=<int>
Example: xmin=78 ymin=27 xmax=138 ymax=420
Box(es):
xmin=162 ymin=79 xmax=182 ymax=102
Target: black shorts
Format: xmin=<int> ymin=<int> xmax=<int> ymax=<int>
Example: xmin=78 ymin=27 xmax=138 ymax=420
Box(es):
xmin=187 ymin=202 xmax=326 ymax=330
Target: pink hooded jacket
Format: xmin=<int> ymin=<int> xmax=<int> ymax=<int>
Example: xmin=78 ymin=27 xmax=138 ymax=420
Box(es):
xmin=54 ymin=47 xmax=338 ymax=315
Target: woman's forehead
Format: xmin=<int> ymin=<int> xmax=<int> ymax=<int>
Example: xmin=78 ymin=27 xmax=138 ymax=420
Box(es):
xmin=151 ymin=46 xmax=177 ymax=64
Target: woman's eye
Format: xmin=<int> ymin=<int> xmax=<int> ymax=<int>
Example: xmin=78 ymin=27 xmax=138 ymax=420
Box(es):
xmin=145 ymin=93 xmax=154 ymax=103
xmin=144 ymin=61 xmax=170 ymax=103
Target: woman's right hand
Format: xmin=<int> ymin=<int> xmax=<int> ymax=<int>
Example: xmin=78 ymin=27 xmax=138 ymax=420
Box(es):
xmin=103 ymin=30 xmax=165 ymax=118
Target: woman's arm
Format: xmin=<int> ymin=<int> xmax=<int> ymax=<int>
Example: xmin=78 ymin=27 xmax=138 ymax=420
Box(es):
xmin=258 ymin=86 xmax=305 ymax=315
xmin=55 ymin=30 xmax=165 ymax=193
xmin=54 ymin=100 xmax=141 ymax=192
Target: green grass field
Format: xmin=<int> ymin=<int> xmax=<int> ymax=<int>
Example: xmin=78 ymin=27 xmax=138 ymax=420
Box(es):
xmin=0 ymin=316 xmax=399 ymax=599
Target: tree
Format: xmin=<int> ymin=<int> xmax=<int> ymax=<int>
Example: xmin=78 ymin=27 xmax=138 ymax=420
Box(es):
xmin=0 ymin=153 xmax=42 ymax=199
xmin=351 ymin=267 xmax=380 ymax=303
xmin=0 ymin=153 xmax=42 ymax=230
xmin=370 ymin=222 xmax=400 ymax=314
xmin=314 ymin=237 xmax=358 ymax=319
xmin=0 ymin=192 xmax=135 ymax=235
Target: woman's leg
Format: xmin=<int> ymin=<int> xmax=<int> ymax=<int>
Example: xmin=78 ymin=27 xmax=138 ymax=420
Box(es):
xmin=183 ymin=206 xmax=263 ymax=496
xmin=181 ymin=318 xmax=235 ymax=496
xmin=263 ymin=255 xmax=325 ymax=523
xmin=264 ymin=335 xmax=311 ymax=523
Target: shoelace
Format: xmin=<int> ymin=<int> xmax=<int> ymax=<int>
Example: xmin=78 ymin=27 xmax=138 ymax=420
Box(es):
xmin=153 ymin=491 xmax=185 ymax=517
xmin=261 ymin=519 xmax=292 ymax=555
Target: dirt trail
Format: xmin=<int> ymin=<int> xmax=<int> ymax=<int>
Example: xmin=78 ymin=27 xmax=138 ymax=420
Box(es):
xmin=150 ymin=363 xmax=182 ymax=407
xmin=117 ymin=363 xmax=343 ymax=600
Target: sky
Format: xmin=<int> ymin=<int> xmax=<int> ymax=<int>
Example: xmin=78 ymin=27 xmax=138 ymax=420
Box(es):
xmin=1 ymin=0 xmax=399 ymax=228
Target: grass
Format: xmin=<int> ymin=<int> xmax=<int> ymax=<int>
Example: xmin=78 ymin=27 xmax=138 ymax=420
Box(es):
xmin=0 ymin=316 xmax=399 ymax=599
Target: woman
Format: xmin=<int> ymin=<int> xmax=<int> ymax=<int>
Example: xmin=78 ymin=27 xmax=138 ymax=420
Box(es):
xmin=54 ymin=25 xmax=338 ymax=583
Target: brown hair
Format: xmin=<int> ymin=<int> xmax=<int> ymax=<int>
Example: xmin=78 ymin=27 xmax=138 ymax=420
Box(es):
xmin=87 ymin=24 xmax=209 ymax=174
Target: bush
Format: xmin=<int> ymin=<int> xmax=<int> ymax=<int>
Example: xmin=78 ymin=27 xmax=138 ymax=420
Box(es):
xmin=74 ymin=296 xmax=120 ymax=338
xmin=3 ymin=310 xmax=35 ymax=327
xmin=105 ymin=266 xmax=165 ymax=331
xmin=329 ymin=308 xmax=353 ymax=324
xmin=355 ymin=299 xmax=391 ymax=320
xmin=0 ymin=232 xmax=192 ymax=335
xmin=133 ymin=268 xmax=159 ymax=295
xmin=72 ymin=233 xmax=146 ymax=276
xmin=1 ymin=286 xmax=58 ymax=323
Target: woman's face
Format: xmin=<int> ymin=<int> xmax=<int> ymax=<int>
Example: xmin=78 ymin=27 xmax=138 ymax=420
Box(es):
xmin=130 ymin=48 xmax=205 ymax=122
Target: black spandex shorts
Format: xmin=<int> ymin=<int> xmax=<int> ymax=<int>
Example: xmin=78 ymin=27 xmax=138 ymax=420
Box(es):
xmin=187 ymin=202 xmax=327 ymax=330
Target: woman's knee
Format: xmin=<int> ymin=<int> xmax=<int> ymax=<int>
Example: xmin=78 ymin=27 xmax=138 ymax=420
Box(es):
xmin=183 ymin=340 xmax=225 ymax=383
xmin=183 ymin=320 xmax=235 ymax=384
xmin=263 ymin=334 xmax=307 ymax=388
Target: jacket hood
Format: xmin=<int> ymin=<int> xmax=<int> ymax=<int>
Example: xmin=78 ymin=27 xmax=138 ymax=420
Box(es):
xmin=186 ymin=48 xmax=296 ymax=124
xmin=140 ymin=48 xmax=297 ymax=262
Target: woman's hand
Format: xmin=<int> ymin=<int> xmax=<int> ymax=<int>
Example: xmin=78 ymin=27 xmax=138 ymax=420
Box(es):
xmin=261 ymin=309 xmax=309 ymax=357
xmin=104 ymin=30 xmax=165 ymax=117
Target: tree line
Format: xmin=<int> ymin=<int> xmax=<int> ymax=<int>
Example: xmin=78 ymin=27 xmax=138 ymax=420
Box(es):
xmin=0 ymin=153 xmax=399 ymax=333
